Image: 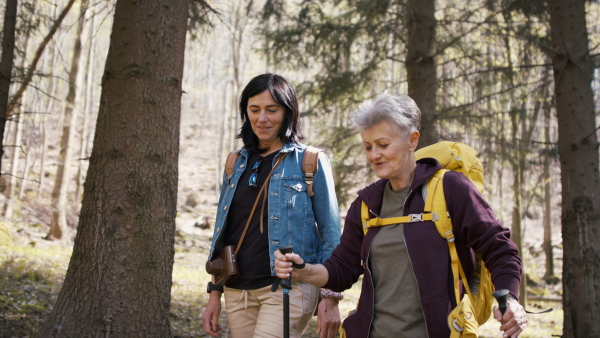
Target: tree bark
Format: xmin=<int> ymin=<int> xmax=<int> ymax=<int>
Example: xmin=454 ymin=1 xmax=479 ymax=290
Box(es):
xmin=36 ymin=0 xmax=189 ymax=335
xmin=49 ymin=0 xmax=89 ymax=240
xmin=0 ymin=0 xmax=18 ymax=176
xmin=548 ymin=0 xmax=600 ymax=336
xmin=406 ymin=0 xmax=438 ymax=148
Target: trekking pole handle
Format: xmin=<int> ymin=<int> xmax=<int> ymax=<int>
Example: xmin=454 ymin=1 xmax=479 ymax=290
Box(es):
xmin=271 ymin=245 xmax=295 ymax=292
xmin=279 ymin=245 xmax=294 ymax=290
xmin=493 ymin=289 xmax=509 ymax=315
xmin=279 ymin=245 xmax=294 ymax=255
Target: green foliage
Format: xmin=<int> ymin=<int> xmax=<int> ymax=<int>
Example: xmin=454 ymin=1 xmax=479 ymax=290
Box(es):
xmin=325 ymin=125 xmax=367 ymax=207
xmin=188 ymin=0 xmax=221 ymax=39
xmin=262 ymin=0 xmax=286 ymax=20
xmin=263 ymin=0 xmax=405 ymax=105
xmin=485 ymin=0 xmax=548 ymax=17
xmin=258 ymin=0 xmax=411 ymax=201
xmin=251 ymin=0 xmax=575 ymax=224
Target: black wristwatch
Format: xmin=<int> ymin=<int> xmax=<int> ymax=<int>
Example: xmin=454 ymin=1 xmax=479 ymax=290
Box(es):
xmin=207 ymin=282 xmax=223 ymax=293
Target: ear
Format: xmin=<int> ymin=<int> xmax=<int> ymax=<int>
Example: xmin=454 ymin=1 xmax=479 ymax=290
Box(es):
xmin=409 ymin=131 xmax=420 ymax=152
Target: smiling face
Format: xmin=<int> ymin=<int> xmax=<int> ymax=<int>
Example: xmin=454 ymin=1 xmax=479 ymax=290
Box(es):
xmin=247 ymin=90 xmax=286 ymax=152
xmin=360 ymin=121 xmax=420 ymax=190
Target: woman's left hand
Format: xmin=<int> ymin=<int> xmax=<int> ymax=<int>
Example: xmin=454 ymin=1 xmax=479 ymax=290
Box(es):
xmin=316 ymin=298 xmax=341 ymax=338
xmin=493 ymin=297 xmax=527 ymax=338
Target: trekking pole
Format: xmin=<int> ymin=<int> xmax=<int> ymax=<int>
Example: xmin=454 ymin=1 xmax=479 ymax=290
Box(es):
xmin=494 ymin=288 xmax=554 ymax=318
xmin=493 ymin=289 xmax=509 ymax=315
xmin=279 ymin=245 xmax=294 ymax=338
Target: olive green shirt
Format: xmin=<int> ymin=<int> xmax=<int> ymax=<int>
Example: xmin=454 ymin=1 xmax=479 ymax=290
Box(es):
xmin=369 ymin=182 xmax=427 ymax=338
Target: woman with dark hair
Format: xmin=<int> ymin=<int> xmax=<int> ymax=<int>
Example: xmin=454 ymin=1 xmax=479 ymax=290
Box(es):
xmin=237 ymin=73 xmax=302 ymax=151
xmin=202 ymin=74 xmax=343 ymax=338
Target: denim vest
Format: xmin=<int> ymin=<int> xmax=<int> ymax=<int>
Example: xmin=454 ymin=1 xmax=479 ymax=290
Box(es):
xmin=208 ymin=142 xmax=341 ymax=275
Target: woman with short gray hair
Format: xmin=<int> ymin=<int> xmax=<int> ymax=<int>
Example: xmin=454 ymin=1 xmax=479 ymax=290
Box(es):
xmin=275 ymin=93 xmax=527 ymax=338
xmin=352 ymin=92 xmax=421 ymax=136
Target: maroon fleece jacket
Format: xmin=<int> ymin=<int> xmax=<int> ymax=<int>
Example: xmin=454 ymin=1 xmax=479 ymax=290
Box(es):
xmin=322 ymin=158 xmax=522 ymax=338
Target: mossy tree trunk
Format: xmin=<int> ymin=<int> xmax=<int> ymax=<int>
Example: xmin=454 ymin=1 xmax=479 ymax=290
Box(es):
xmin=548 ymin=0 xmax=600 ymax=336
xmin=36 ymin=0 xmax=189 ymax=336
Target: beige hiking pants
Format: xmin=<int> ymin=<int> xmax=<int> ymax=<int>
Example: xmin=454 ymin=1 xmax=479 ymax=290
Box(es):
xmin=223 ymin=281 xmax=319 ymax=338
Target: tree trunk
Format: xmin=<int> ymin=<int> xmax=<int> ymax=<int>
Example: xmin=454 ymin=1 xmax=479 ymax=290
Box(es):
xmin=36 ymin=113 xmax=48 ymax=202
xmin=76 ymin=9 xmax=96 ymax=199
xmin=509 ymin=129 xmax=527 ymax=305
xmin=36 ymin=0 xmax=189 ymax=336
xmin=216 ymin=85 xmax=227 ymax=195
xmin=49 ymin=0 xmax=88 ymax=240
xmin=230 ymin=1 xmax=246 ymax=152
xmin=4 ymin=0 xmax=37 ymax=216
xmin=548 ymin=0 xmax=600 ymax=336
xmin=0 ymin=0 xmax=18 ymax=176
xmin=18 ymin=115 xmax=33 ymax=199
xmin=4 ymin=114 xmax=22 ymax=218
xmin=406 ymin=0 xmax=438 ymax=148
xmin=543 ymin=106 xmax=554 ymax=279
xmin=503 ymin=12 xmax=526 ymax=306
xmin=37 ymin=5 xmax=58 ymax=202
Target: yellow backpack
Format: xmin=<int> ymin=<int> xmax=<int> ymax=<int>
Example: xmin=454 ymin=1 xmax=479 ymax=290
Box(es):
xmin=353 ymin=141 xmax=492 ymax=337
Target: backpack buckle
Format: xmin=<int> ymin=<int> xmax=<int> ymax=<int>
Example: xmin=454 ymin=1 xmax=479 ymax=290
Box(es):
xmin=452 ymin=318 xmax=464 ymax=332
xmin=445 ymin=230 xmax=455 ymax=242
xmin=409 ymin=214 xmax=423 ymax=222
xmin=432 ymin=212 xmax=439 ymax=222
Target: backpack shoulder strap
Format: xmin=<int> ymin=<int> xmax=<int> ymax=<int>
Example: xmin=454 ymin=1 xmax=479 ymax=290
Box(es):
xmin=360 ymin=201 xmax=370 ymax=235
xmin=424 ymin=169 xmax=451 ymax=237
xmin=302 ymin=146 xmax=322 ymax=197
xmin=425 ymin=169 xmax=475 ymax=305
xmin=360 ymin=200 xmax=439 ymax=232
xmin=225 ymin=151 xmax=240 ymax=178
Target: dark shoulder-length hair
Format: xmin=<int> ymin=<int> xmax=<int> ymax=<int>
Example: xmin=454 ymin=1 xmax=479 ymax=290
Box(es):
xmin=237 ymin=73 xmax=304 ymax=153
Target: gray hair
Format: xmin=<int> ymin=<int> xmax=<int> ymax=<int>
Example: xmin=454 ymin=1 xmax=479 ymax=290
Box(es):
xmin=352 ymin=93 xmax=421 ymax=139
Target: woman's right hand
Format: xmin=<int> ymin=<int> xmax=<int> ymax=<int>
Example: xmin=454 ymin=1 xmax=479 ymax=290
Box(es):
xmin=274 ymin=249 xmax=305 ymax=279
xmin=201 ymin=291 xmax=223 ymax=337
xmin=275 ymin=250 xmax=330 ymax=287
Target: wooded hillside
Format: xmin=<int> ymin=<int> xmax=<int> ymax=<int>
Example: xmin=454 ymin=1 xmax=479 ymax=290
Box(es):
xmin=0 ymin=0 xmax=598 ymax=336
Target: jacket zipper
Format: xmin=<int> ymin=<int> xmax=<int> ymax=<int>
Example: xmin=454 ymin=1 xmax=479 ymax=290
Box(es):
xmin=403 ymin=233 xmax=430 ymax=337
xmin=365 ymin=228 xmax=378 ymax=335
xmin=364 ymin=186 xmax=411 ymax=335
xmin=403 ymin=187 xmax=430 ymax=337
